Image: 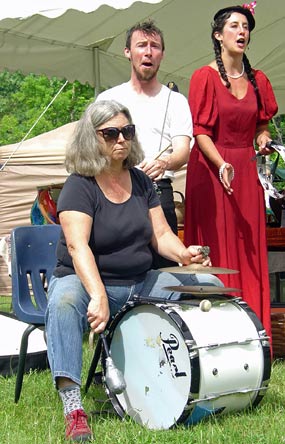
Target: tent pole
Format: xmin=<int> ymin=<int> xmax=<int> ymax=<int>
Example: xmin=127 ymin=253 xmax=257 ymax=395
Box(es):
xmin=93 ymin=47 xmax=101 ymax=99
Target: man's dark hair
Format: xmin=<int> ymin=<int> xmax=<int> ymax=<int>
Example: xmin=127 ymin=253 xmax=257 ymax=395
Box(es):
xmin=125 ymin=19 xmax=165 ymax=51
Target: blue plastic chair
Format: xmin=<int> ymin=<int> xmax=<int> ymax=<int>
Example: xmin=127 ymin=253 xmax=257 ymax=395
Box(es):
xmin=11 ymin=224 xmax=61 ymax=402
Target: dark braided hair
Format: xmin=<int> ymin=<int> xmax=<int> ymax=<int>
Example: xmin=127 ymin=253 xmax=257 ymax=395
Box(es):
xmin=211 ymin=10 xmax=261 ymax=108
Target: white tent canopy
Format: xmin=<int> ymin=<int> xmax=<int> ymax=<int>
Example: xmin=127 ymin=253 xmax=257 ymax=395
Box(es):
xmin=0 ymin=0 xmax=284 ymax=112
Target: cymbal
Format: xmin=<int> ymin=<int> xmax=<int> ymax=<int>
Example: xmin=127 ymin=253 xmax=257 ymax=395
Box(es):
xmin=159 ymin=264 xmax=239 ymax=275
xmin=162 ymin=285 xmax=241 ymax=295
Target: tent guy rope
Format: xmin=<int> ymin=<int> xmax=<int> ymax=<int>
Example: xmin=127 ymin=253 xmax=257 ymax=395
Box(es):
xmin=0 ymin=80 xmax=68 ymax=171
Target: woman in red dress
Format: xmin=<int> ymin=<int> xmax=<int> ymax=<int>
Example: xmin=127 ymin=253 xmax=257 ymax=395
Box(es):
xmin=184 ymin=5 xmax=278 ymax=338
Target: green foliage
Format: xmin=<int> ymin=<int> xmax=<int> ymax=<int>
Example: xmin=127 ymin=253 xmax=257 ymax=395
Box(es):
xmin=269 ymin=115 xmax=285 ymax=143
xmin=0 ymin=71 xmax=94 ymax=145
xmin=269 ymin=116 xmax=285 ymax=190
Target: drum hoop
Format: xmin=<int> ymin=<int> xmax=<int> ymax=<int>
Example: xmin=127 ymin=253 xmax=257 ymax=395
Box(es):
xmin=105 ymin=300 xmax=201 ymax=426
xmin=103 ymin=301 xmax=153 ymax=420
xmin=162 ymin=307 xmax=200 ymax=396
xmin=235 ymin=299 xmax=271 ymax=407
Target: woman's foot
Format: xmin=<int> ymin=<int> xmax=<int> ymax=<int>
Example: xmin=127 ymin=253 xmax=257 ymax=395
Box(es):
xmin=65 ymin=409 xmax=92 ymax=442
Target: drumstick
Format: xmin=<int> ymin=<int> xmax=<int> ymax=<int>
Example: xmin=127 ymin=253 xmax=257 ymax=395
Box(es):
xmin=100 ymin=333 xmax=126 ymax=394
xmin=153 ymin=144 xmax=172 ymax=160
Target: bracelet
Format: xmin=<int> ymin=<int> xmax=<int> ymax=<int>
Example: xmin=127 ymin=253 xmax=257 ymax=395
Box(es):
xmin=219 ymin=162 xmax=235 ymax=184
xmin=219 ymin=162 xmax=227 ymax=184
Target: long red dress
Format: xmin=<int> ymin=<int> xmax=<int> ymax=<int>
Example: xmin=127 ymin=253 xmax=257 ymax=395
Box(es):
xmin=184 ymin=66 xmax=278 ymax=338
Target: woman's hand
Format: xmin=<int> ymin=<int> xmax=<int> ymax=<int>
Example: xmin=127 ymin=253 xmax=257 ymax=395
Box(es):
xmin=219 ymin=162 xmax=234 ymax=195
xmin=87 ymin=295 xmax=110 ymax=334
xmin=181 ymin=245 xmax=212 ymax=267
xmin=256 ymin=136 xmax=273 ymax=156
xmin=195 ymin=135 xmax=234 ymax=195
xmin=255 ymin=125 xmax=272 ymax=156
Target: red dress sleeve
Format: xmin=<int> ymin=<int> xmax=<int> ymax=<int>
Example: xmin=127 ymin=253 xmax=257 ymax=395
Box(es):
xmin=188 ymin=66 xmax=218 ymax=138
xmin=253 ymin=69 xmax=278 ymax=125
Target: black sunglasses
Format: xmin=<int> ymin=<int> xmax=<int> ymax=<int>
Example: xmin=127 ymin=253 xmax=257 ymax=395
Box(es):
xmin=96 ymin=124 xmax=135 ymax=141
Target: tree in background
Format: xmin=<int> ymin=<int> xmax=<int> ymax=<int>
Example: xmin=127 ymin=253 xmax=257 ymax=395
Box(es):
xmin=0 ymin=70 xmax=284 ymax=184
xmin=268 ymin=116 xmax=285 ymax=191
xmin=0 ymin=70 xmax=94 ymax=146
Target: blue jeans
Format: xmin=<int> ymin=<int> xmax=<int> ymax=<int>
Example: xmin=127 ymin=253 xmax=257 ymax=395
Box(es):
xmin=45 ymin=271 xmax=222 ymax=386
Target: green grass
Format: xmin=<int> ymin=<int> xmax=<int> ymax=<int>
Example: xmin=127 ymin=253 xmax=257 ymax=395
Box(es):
xmin=1 ymin=298 xmax=285 ymax=444
xmin=0 ymin=296 xmax=12 ymax=313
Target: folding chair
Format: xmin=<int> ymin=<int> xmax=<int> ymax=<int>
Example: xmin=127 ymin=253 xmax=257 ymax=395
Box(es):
xmin=11 ymin=224 xmax=61 ymax=402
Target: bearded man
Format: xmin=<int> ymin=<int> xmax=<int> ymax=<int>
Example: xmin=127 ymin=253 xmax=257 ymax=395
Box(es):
xmin=96 ymin=20 xmax=193 ymax=268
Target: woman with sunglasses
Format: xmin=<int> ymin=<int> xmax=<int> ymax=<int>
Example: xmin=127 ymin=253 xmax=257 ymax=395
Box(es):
xmin=45 ymin=100 xmax=220 ymax=442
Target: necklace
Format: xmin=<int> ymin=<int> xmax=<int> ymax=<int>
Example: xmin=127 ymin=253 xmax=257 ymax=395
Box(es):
xmin=226 ymin=62 xmax=245 ymax=79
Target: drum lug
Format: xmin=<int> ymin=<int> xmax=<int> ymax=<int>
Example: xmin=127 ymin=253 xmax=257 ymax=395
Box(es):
xmin=258 ymin=329 xmax=271 ymax=347
xmin=186 ymin=339 xmax=199 ymax=358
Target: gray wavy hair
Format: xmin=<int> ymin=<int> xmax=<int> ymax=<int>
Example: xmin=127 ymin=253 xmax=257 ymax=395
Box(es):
xmin=65 ymin=100 xmax=144 ymax=176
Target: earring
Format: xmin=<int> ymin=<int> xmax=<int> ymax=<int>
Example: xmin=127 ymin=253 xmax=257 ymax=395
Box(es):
xmin=220 ymin=41 xmax=224 ymax=52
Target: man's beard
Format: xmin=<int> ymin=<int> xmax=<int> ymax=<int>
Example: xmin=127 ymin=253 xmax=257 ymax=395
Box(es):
xmin=133 ymin=64 xmax=159 ymax=82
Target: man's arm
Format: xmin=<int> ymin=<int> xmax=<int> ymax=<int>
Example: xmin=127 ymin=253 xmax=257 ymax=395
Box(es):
xmin=163 ymin=135 xmax=191 ymax=171
xmin=140 ymin=134 xmax=191 ymax=180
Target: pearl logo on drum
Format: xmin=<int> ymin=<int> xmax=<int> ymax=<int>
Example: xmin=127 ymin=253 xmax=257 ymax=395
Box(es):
xmin=160 ymin=333 xmax=187 ymax=379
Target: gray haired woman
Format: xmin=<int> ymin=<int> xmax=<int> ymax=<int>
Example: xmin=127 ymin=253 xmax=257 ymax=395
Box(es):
xmin=65 ymin=100 xmax=144 ymax=176
xmin=45 ymin=99 xmax=217 ymax=442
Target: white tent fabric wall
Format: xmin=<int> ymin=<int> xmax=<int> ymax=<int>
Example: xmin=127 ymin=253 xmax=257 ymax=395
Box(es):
xmin=0 ymin=0 xmax=284 ymax=112
xmin=0 ymin=123 xmax=76 ymax=294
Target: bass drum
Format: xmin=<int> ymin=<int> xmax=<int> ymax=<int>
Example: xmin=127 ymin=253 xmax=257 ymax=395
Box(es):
xmin=104 ymin=298 xmax=271 ymax=430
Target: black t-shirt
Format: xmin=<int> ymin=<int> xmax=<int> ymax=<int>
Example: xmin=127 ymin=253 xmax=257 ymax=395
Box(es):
xmin=54 ymin=168 xmax=160 ymax=285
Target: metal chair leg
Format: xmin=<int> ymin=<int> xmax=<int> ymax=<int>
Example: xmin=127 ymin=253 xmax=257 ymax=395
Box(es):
xmin=15 ymin=324 xmax=38 ymax=403
xmin=85 ymin=336 xmax=103 ymax=393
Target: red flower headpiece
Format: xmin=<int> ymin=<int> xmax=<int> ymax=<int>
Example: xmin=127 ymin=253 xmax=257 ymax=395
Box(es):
xmin=242 ymin=1 xmax=257 ymax=15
